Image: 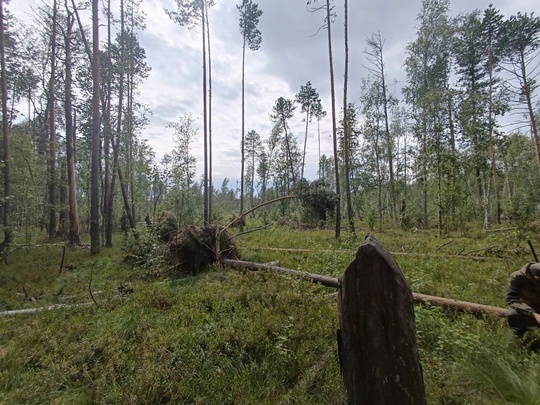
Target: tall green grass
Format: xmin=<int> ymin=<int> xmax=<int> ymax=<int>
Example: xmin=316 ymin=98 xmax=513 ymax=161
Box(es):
xmin=0 ymin=225 xmax=539 ymax=403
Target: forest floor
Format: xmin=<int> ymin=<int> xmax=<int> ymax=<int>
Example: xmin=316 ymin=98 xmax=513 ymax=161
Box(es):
xmin=1 ymin=223 xmax=540 ymax=404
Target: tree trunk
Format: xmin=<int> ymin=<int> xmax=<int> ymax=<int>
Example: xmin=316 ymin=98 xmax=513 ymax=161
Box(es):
xmin=338 ymin=235 xmax=426 ymax=404
xmin=301 ymin=107 xmax=309 ymax=180
xmin=282 ymin=121 xmax=296 ymax=187
xmin=205 ymin=1 xmax=212 ymax=223
xmin=342 ymin=0 xmax=354 ymax=237
xmin=240 ymin=33 xmax=246 ymax=232
xmin=381 ymin=66 xmax=397 ymax=226
xmin=202 ymin=0 xmax=209 ymax=225
xmin=64 ymin=3 xmax=81 ymax=245
xmin=102 ymin=0 xmax=112 ymax=246
xmin=326 ymin=0 xmax=340 ymax=238
xmin=0 ymin=0 xmax=12 ymax=249
xmin=128 ymin=6 xmax=136 ymax=224
xmin=58 ymin=161 xmax=67 ymax=238
xmin=48 ymin=0 xmax=58 ymax=240
xmin=90 ymin=0 xmax=101 ymax=254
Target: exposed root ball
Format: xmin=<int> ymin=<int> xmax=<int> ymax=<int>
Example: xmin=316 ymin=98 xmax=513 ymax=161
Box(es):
xmin=167 ymin=224 xmax=238 ymax=274
xmin=157 ymin=212 xmax=178 ymax=243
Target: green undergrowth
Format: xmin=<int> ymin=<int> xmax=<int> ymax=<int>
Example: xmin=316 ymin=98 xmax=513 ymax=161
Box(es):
xmin=0 ymin=224 xmax=539 ymax=403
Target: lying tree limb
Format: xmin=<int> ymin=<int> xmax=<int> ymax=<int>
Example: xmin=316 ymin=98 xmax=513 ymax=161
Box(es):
xmin=0 ymin=302 xmax=93 ymax=317
xmin=222 ymin=259 xmax=341 ymax=288
xmin=412 ymin=293 xmax=508 ymax=318
xmin=222 ymin=259 xmax=510 ymax=317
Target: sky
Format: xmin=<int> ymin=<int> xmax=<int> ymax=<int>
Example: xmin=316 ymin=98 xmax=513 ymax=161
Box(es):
xmin=9 ymin=0 xmax=540 ymax=188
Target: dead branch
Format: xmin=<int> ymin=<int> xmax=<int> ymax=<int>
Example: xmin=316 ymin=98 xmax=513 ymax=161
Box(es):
xmin=0 ymin=302 xmax=93 ymax=317
xmin=484 ymin=227 xmax=518 ymax=233
xmin=222 ymin=195 xmax=298 ymax=234
xmin=89 ymin=262 xmax=99 ymax=308
xmin=59 ymin=245 xmax=66 ymax=274
xmin=436 ymin=240 xmax=452 ymax=251
xmin=228 ymin=225 xmax=269 ymax=241
xmin=278 ymin=347 xmax=335 ymax=404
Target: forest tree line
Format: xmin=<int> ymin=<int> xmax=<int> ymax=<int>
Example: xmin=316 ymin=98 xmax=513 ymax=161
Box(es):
xmin=0 ymin=0 xmax=539 ymax=255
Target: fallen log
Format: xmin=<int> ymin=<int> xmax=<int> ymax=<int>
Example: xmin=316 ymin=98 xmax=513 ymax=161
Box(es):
xmin=221 ymin=259 xmax=340 ymax=288
xmin=0 ymin=302 xmax=93 ymax=317
xmin=222 ymin=258 xmax=509 ymax=317
xmin=413 ymin=293 xmax=509 ymax=318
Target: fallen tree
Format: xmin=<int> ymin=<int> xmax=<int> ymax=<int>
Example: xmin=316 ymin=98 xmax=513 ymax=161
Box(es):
xmin=222 ymin=258 xmax=509 ymax=318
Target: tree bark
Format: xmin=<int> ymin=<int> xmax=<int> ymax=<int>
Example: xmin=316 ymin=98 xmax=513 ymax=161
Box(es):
xmin=48 ymin=0 xmax=58 ymax=240
xmin=90 ymin=0 xmax=101 ymax=254
xmin=325 ymin=0 xmax=340 ymax=238
xmin=102 ymin=0 xmax=112 ymax=246
xmin=0 ymin=0 xmax=12 ymax=249
xmin=202 ymin=0 xmax=209 ymax=224
xmin=205 ymin=1 xmax=213 ymax=223
xmin=342 ymin=0 xmax=354 ymax=237
xmin=240 ymin=30 xmax=246 ymax=232
xmin=64 ymin=2 xmax=81 ymax=245
xmin=338 ymin=235 xmax=426 ymax=404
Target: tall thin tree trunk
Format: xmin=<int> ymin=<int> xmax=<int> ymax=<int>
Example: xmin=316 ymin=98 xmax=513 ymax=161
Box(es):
xmin=282 ymin=121 xmax=296 ymax=187
xmin=58 ymin=161 xmax=67 ymax=237
xmin=90 ymin=0 xmax=101 ymax=254
xmin=317 ymin=117 xmax=321 ymax=179
xmin=48 ymin=0 xmax=58 ymax=239
xmin=128 ymin=5 xmax=135 ymax=223
xmin=205 ymin=2 xmax=212 ymax=222
xmin=64 ymin=3 xmax=81 ymax=244
xmin=108 ymin=0 xmax=126 ymax=244
xmin=202 ymin=0 xmax=209 ymax=224
xmin=343 ymin=0 xmax=354 ymax=237
xmin=326 ymin=0 xmax=340 ymax=238
xmin=0 ymin=0 xmax=12 ymax=249
xmin=240 ymin=30 xmax=246 ymax=232
xmin=447 ymin=89 xmax=456 ymax=225
xmin=380 ymin=62 xmax=397 ymax=224
xmin=301 ymin=108 xmax=309 ymax=180
xmin=103 ymin=0 xmax=112 ymax=246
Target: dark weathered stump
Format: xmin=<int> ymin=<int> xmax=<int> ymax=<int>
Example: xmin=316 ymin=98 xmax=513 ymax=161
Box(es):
xmin=338 ymin=234 xmax=426 ymax=405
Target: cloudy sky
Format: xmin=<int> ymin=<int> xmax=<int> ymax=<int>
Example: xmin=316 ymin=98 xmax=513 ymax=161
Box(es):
xmin=10 ymin=0 xmax=540 ymax=187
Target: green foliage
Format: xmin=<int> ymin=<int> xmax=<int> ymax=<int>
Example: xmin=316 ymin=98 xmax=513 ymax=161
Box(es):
xmin=458 ymin=349 xmax=540 ymax=404
xmin=294 ymin=179 xmax=337 ymax=227
xmin=122 ymin=226 xmax=167 ymax=278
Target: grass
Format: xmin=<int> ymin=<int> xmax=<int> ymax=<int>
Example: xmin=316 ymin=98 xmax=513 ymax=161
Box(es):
xmin=0 ymin=223 xmax=539 ymax=403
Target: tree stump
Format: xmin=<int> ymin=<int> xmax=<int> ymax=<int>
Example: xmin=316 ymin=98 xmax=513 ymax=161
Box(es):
xmin=338 ymin=234 xmax=426 ymax=405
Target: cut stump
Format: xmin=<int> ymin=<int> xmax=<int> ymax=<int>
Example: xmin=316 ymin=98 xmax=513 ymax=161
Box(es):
xmin=338 ymin=234 xmax=426 ymax=405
